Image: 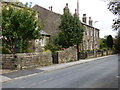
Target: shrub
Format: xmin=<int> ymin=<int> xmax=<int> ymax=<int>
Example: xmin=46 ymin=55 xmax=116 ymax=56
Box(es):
xmin=45 ymin=43 xmax=61 ymax=54
xmin=1 ymin=47 xmax=11 ymax=54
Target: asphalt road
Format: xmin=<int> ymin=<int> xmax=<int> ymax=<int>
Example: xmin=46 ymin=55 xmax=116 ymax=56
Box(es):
xmin=2 ymin=55 xmax=118 ymax=88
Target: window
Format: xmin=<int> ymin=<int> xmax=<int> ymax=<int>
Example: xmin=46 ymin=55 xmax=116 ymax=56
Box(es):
xmin=87 ymin=30 xmax=89 ymax=35
xmin=96 ymin=31 xmax=98 ymax=37
xmin=40 ymin=38 xmax=45 ymax=46
xmin=85 ymin=31 xmax=87 ymax=35
xmin=98 ymin=32 xmax=99 ymax=38
xmin=89 ymin=30 xmax=90 ymax=36
xmin=91 ymin=42 xmax=92 ymax=50
xmin=91 ymin=30 xmax=93 ymax=36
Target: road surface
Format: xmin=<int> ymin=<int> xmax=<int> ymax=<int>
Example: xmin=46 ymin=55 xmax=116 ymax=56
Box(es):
xmin=2 ymin=55 xmax=118 ymax=88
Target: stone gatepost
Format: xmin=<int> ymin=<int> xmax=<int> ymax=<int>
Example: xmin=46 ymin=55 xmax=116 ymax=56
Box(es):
xmin=16 ymin=54 xmax=22 ymax=70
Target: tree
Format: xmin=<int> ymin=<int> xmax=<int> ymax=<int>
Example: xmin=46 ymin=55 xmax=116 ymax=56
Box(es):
xmin=57 ymin=12 xmax=84 ymax=48
xmin=1 ymin=0 xmax=19 ymax=2
xmin=73 ymin=14 xmax=84 ymax=46
xmin=108 ymin=0 xmax=120 ymax=30
xmin=57 ymin=12 xmax=74 ymax=48
xmin=56 ymin=10 xmax=84 ymax=60
xmin=114 ymin=31 xmax=120 ymax=53
xmin=102 ymin=0 xmax=120 ymax=53
xmin=106 ymin=35 xmax=114 ymax=49
xmin=100 ymin=38 xmax=107 ymax=49
xmin=2 ymin=2 xmax=42 ymax=54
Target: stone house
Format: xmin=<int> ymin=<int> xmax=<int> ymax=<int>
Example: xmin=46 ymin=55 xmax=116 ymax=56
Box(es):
xmin=33 ymin=3 xmax=100 ymax=51
xmin=2 ymin=2 xmax=100 ymax=52
xmin=33 ymin=5 xmax=61 ymax=41
xmin=30 ymin=30 xmax=50 ymax=52
xmin=82 ymin=14 xmax=100 ymax=50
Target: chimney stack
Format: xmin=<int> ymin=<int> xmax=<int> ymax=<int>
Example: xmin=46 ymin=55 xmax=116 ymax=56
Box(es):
xmin=49 ymin=6 xmax=51 ymax=10
xmin=51 ymin=6 xmax=52 ymax=11
xmin=88 ymin=17 xmax=93 ymax=26
xmin=82 ymin=14 xmax=87 ymax=24
xmin=63 ymin=3 xmax=69 ymax=13
xmin=66 ymin=3 xmax=68 ymax=8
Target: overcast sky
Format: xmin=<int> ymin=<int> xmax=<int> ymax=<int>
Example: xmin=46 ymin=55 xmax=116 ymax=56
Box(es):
xmin=20 ymin=0 xmax=118 ymax=38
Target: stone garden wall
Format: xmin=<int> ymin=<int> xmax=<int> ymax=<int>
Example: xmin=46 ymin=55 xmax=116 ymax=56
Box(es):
xmin=1 ymin=46 xmax=77 ymax=70
xmin=1 ymin=46 xmax=114 ymax=70
xmin=80 ymin=50 xmax=114 ymax=59
xmin=57 ymin=46 xmax=77 ymax=63
xmin=2 ymin=52 xmax=52 ymax=70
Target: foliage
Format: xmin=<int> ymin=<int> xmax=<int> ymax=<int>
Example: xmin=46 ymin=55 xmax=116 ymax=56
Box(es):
xmin=45 ymin=43 xmax=61 ymax=54
xmin=1 ymin=47 xmax=11 ymax=54
xmin=99 ymin=37 xmax=108 ymax=49
xmin=1 ymin=0 xmax=19 ymax=2
xmin=56 ymin=11 xmax=84 ymax=48
xmin=106 ymin=0 xmax=120 ymax=53
xmin=108 ymin=1 xmax=120 ymax=30
xmin=114 ymin=31 xmax=120 ymax=53
xmin=2 ymin=2 xmax=42 ymax=54
xmin=100 ymin=35 xmax=114 ymax=49
xmin=108 ymin=1 xmax=120 ymax=15
xmin=106 ymin=35 xmax=113 ymax=48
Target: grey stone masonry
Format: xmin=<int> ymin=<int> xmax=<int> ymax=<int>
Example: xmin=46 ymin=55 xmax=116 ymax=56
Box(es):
xmin=2 ymin=52 xmax=53 ymax=70
xmin=58 ymin=46 xmax=77 ymax=63
xmin=1 ymin=47 xmax=113 ymax=70
xmin=34 ymin=5 xmax=61 ymax=41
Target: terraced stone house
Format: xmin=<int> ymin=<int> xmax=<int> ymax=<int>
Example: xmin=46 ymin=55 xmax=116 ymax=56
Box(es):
xmin=2 ymin=1 xmax=100 ymax=52
xmin=33 ymin=1 xmax=100 ymax=51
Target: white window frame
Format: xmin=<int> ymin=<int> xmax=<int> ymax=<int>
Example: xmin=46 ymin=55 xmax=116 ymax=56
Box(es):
xmin=91 ymin=30 xmax=93 ymax=36
xmin=40 ymin=38 xmax=45 ymax=46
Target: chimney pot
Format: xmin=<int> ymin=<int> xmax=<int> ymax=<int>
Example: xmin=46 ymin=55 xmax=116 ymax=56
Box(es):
xmin=63 ymin=3 xmax=69 ymax=13
xmin=66 ymin=3 xmax=68 ymax=6
xmin=83 ymin=14 xmax=86 ymax=17
xmin=89 ymin=17 xmax=91 ymax=20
